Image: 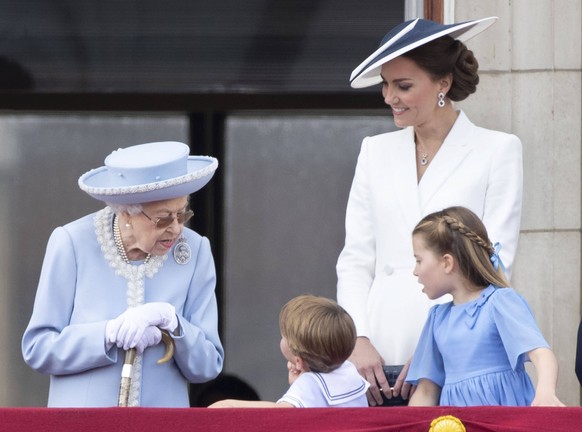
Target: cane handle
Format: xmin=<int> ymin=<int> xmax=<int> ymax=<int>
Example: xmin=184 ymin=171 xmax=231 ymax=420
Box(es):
xmin=157 ymin=330 xmax=175 ymax=364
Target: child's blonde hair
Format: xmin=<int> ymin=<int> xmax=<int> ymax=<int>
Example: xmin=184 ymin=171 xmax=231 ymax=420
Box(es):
xmin=279 ymin=295 xmax=356 ymax=373
xmin=412 ymin=206 xmax=509 ymax=288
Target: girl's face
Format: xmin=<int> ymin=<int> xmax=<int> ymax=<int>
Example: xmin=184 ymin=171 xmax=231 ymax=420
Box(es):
xmin=412 ymin=234 xmax=450 ymax=299
xmin=380 ymin=56 xmax=444 ymax=129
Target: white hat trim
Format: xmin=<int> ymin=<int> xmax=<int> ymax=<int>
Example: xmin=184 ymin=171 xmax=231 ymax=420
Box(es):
xmin=78 ymin=157 xmax=218 ymax=197
xmin=349 ymin=19 xmax=419 ymax=83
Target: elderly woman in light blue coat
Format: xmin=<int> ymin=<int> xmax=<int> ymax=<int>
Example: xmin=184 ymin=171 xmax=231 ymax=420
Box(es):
xmin=22 ymin=141 xmax=224 ymax=407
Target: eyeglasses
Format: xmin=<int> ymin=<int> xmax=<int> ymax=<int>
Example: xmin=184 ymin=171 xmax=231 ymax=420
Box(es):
xmin=141 ymin=209 xmax=194 ymax=229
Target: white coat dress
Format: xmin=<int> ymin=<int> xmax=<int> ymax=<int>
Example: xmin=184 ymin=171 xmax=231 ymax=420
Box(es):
xmin=336 ymin=111 xmax=522 ymax=365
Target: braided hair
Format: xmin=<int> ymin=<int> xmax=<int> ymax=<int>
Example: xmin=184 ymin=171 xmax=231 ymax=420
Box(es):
xmin=413 ymin=206 xmax=509 ymax=288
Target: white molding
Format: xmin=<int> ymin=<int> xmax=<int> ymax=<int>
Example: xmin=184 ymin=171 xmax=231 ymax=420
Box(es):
xmin=443 ymin=0 xmax=455 ymax=24
xmin=405 ymin=0 xmax=424 ymax=20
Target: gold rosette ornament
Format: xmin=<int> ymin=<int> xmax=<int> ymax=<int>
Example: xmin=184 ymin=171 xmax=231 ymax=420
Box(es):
xmin=429 ymin=415 xmax=466 ymax=432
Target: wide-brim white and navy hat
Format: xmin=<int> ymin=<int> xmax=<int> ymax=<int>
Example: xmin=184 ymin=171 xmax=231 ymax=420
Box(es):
xmin=78 ymin=141 xmax=218 ymax=204
xmin=350 ymin=16 xmax=497 ymax=89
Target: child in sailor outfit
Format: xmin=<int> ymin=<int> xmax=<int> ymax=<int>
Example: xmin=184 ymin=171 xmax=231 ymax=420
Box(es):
xmin=209 ymin=295 xmax=369 ymax=408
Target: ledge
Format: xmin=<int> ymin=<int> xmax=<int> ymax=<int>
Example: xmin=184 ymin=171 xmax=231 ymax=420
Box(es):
xmin=1 ymin=406 xmax=580 ymax=432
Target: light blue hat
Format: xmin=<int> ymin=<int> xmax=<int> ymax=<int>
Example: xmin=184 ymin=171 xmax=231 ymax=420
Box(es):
xmin=78 ymin=141 xmax=218 ymax=204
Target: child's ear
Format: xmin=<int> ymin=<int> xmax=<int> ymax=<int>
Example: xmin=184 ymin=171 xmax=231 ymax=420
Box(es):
xmin=295 ymin=356 xmax=309 ymax=372
xmin=442 ymin=253 xmax=455 ymax=274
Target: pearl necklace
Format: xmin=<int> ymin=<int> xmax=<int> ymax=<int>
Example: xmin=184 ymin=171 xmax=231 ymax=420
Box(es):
xmin=113 ymin=214 xmax=151 ymax=264
xmin=95 ymin=207 xmax=167 ymax=406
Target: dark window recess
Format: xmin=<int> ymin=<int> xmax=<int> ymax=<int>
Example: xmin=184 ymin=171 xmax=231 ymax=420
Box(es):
xmin=0 ymin=0 xmax=403 ymax=96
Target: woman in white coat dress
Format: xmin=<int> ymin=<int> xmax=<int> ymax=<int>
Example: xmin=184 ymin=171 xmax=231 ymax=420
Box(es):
xmin=337 ymin=17 xmax=523 ymax=406
xmin=22 ymin=142 xmax=224 ymax=407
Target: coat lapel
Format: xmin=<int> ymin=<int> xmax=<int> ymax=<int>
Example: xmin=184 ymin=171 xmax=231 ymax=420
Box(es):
xmin=418 ymin=111 xmax=476 ymax=212
xmin=386 ymin=127 xmax=422 ymax=229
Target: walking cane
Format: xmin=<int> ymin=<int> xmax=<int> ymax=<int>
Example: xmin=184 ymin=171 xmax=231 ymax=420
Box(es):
xmin=118 ymin=329 xmax=175 ymax=407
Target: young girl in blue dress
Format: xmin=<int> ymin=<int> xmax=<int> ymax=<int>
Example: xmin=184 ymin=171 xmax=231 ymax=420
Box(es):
xmin=406 ymin=206 xmax=564 ymax=407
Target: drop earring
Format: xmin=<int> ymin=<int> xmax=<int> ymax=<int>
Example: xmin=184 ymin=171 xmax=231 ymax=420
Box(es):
xmin=438 ymin=92 xmax=446 ymax=108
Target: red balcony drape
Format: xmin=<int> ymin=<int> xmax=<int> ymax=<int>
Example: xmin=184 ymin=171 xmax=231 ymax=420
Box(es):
xmin=1 ymin=406 xmax=581 ymax=432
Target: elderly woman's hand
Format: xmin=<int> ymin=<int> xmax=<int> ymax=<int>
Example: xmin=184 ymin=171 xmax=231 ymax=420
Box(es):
xmin=135 ymin=326 xmax=163 ymax=354
xmin=106 ymin=302 xmax=178 ymax=350
xmin=106 ymin=321 xmax=163 ymax=354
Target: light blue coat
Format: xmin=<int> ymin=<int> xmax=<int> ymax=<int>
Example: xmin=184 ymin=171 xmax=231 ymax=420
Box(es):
xmin=22 ymin=211 xmax=224 ymax=407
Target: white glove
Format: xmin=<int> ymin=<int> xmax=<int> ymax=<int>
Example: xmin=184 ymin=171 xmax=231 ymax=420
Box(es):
xmin=106 ymin=302 xmax=177 ymax=350
xmin=135 ymin=326 xmax=163 ymax=354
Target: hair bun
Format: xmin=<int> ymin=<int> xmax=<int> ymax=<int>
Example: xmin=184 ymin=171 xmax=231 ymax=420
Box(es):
xmin=448 ymin=43 xmax=479 ymax=101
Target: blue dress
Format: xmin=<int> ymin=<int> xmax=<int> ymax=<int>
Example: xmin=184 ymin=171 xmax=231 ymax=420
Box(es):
xmin=406 ymin=285 xmax=549 ymax=406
